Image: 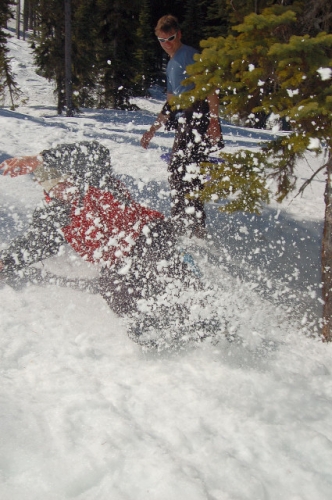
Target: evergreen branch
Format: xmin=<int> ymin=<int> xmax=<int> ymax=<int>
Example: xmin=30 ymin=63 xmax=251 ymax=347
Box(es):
xmin=295 ymin=161 xmax=329 ymax=198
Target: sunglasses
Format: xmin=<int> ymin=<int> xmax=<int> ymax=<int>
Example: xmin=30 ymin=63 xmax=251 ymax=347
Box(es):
xmin=157 ymin=32 xmax=177 ymax=43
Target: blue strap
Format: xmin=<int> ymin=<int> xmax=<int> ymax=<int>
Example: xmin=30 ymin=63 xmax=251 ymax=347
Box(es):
xmin=180 ymin=250 xmax=202 ymax=278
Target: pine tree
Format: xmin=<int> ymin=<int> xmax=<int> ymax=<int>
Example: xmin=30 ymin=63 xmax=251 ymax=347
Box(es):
xmin=31 ymin=0 xmax=101 ymax=113
xmin=71 ymin=0 xmax=99 ymax=108
xmin=24 ymin=0 xmax=41 ymax=34
xmin=181 ymin=0 xmax=209 ymax=50
xmin=95 ymin=0 xmax=140 ymax=109
xmin=0 ymin=0 xmax=21 ymax=109
xmin=150 ymin=0 xmax=185 ymax=26
xmin=32 ymin=0 xmax=67 ymax=114
xmin=174 ymin=4 xmax=332 ymax=340
xmin=133 ymin=0 xmax=158 ymax=96
xmin=203 ymin=0 xmax=230 ymax=38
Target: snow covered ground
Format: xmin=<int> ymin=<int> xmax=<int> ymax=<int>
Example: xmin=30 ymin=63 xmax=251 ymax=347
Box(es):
xmin=0 ymin=30 xmax=331 ymax=500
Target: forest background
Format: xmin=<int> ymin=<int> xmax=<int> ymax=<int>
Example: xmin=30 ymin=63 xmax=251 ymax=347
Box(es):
xmin=1 ymin=1 xmax=330 ymax=114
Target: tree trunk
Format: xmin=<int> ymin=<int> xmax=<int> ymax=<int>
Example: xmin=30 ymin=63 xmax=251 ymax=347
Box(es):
xmin=16 ymin=0 xmax=21 ymax=39
xmin=56 ymin=75 xmax=64 ymax=115
xmin=23 ymin=0 xmax=29 ymax=40
xmin=64 ymin=0 xmax=73 ymax=116
xmin=322 ymin=155 xmax=332 ymax=341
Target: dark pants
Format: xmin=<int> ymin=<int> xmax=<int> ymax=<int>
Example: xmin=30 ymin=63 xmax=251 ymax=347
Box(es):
xmin=0 ymin=201 xmax=70 ymax=273
xmin=99 ymin=219 xmax=198 ymax=316
xmin=168 ymin=100 xmax=211 ymax=233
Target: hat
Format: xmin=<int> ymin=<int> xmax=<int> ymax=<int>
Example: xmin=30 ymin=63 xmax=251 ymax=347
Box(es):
xmin=33 ymin=163 xmax=69 ymax=192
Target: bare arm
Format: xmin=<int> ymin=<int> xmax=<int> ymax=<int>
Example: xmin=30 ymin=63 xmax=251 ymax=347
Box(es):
xmin=140 ymin=94 xmax=174 ymax=149
xmin=140 ymin=112 xmax=168 ymax=149
xmin=0 ymin=154 xmax=76 ymax=202
xmin=207 ymin=91 xmax=222 ymax=143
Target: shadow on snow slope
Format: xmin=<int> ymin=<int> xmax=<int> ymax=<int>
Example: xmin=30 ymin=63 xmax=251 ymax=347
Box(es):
xmin=121 ymin=175 xmax=323 ymax=330
xmin=0 ymin=107 xmax=283 ymax=165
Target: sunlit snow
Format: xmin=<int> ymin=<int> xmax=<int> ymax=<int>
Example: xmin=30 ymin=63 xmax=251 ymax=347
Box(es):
xmin=317 ymin=67 xmax=332 ymax=81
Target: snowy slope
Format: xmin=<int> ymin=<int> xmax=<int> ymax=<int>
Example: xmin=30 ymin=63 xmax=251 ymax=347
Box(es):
xmin=0 ymin=30 xmax=332 ymax=500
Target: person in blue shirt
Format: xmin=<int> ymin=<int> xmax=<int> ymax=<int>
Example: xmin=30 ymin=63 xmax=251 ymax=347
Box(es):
xmin=141 ymin=15 xmax=224 ymax=239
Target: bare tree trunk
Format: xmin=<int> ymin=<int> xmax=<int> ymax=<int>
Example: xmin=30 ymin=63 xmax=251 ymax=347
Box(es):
xmin=56 ymin=75 xmax=64 ymax=115
xmin=16 ymin=0 xmax=21 ymax=39
xmin=322 ymin=155 xmax=332 ymax=341
xmin=64 ymin=0 xmax=73 ymax=116
xmin=23 ymin=0 xmax=28 ymax=40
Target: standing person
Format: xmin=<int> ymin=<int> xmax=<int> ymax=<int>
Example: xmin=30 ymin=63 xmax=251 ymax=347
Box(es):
xmin=140 ymin=15 xmax=224 ymax=239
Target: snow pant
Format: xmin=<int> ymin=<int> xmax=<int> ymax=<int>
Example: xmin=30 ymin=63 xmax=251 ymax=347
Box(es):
xmin=168 ymin=100 xmax=211 ymax=234
xmin=0 ymin=201 xmax=70 ymax=274
xmin=98 ymin=218 xmax=198 ymax=316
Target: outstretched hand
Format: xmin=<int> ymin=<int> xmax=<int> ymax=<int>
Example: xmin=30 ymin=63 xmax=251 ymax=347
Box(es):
xmin=140 ymin=130 xmax=155 ymax=149
xmin=0 ymin=155 xmax=42 ymax=177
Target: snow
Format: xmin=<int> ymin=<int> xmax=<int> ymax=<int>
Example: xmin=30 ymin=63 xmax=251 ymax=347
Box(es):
xmin=1 ymin=29 xmax=332 ymax=499
xmin=317 ymin=67 xmax=332 ymax=81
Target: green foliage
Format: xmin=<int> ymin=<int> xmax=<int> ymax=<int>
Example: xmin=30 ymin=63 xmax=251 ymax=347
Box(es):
xmin=175 ymin=6 xmax=299 ymax=115
xmin=201 ymin=150 xmax=270 ymax=213
xmin=31 ymin=0 xmax=142 ymax=112
xmin=267 ymin=32 xmax=332 ymax=143
xmin=172 ymin=4 xmax=332 ymax=212
xmin=31 ymin=0 xmax=67 ymax=113
xmin=181 ymin=0 xmax=209 ymax=50
xmin=0 ymin=1 xmax=20 ymax=109
xmin=71 ymin=0 xmax=99 ymax=108
xmin=132 ymin=0 xmax=158 ymax=96
xmin=95 ymin=0 xmax=140 ymax=109
xmin=203 ymin=0 xmax=231 ymax=38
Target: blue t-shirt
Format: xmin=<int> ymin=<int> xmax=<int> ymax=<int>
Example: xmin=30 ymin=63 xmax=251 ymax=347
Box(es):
xmin=166 ymin=44 xmax=198 ymax=96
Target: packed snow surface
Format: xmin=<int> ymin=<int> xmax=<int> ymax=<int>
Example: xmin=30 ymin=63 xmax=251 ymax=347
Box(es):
xmin=0 ymin=29 xmax=331 ymax=500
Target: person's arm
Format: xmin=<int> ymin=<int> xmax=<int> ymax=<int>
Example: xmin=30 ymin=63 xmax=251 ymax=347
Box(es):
xmin=140 ymin=94 xmax=174 ymax=149
xmin=0 ymin=155 xmax=42 ymax=177
xmin=140 ymin=112 xmax=168 ymax=149
xmin=206 ymin=91 xmax=222 ymax=143
xmin=0 ymin=153 xmax=78 ymax=202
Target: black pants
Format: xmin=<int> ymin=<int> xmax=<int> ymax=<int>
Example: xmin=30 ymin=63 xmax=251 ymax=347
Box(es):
xmin=168 ymin=100 xmax=211 ymax=233
xmin=0 ymin=201 xmax=70 ymax=274
xmin=99 ymin=219 xmax=198 ymax=316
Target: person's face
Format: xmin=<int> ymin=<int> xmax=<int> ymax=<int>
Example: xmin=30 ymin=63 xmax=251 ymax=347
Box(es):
xmin=157 ymin=30 xmax=182 ymax=57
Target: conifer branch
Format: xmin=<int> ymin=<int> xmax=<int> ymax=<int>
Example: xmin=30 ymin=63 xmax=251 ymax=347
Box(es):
xmin=295 ymin=160 xmax=329 ymax=198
